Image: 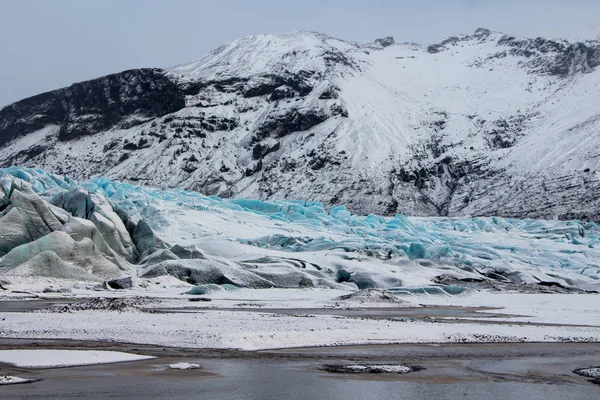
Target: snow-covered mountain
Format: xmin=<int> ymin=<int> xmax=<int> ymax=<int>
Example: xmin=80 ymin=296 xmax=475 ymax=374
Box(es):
xmin=2 ymin=28 xmax=600 ymax=220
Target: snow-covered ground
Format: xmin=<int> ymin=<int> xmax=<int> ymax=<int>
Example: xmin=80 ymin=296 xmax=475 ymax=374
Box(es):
xmin=412 ymin=291 xmax=600 ymax=326
xmin=1 ymin=289 xmax=599 ymax=351
xmin=1 ymin=169 xmax=600 ymax=350
xmin=0 ymin=350 xmax=154 ymax=368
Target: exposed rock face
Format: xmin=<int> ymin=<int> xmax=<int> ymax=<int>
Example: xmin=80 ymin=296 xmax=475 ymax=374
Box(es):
xmin=494 ymin=36 xmax=600 ymax=76
xmin=0 ymin=68 xmax=185 ymax=146
xmin=1 ymin=30 xmax=600 ymax=221
xmin=374 ymin=36 xmax=395 ymax=47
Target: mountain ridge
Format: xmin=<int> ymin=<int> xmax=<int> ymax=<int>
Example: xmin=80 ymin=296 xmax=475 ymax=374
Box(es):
xmin=2 ymin=28 xmax=600 ymax=221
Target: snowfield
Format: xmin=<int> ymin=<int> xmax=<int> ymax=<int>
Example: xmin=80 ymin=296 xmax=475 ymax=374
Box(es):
xmin=0 ymin=350 xmax=154 ymax=368
xmin=1 ymin=290 xmax=599 ymax=350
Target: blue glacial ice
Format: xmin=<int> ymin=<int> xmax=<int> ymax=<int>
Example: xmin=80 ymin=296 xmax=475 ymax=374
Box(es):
xmin=1 ymin=166 xmax=599 ymax=290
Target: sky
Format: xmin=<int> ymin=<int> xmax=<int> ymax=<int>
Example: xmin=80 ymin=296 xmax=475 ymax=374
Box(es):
xmin=1 ymin=0 xmax=600 ymax=107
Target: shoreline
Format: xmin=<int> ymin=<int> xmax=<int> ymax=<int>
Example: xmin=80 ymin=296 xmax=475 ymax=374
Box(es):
xmin=1 ymin=338 xmax=599 ymax=362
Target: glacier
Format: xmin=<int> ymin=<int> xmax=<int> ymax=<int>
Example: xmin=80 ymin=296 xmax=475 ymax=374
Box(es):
xmin=0 ymin=166 xmax=599 ymax=292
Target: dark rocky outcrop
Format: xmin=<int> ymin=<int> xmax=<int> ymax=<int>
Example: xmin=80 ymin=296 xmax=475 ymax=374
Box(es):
xmin=496 ymin=36 xmax=600 ymax=76
xmin=0 ymin=68 xmax=185 ymax=145
xmin=104 ymin=276 xmax=133 ymax=290
xmin=374 ymin=36 xmax=395 ymax=48
xmin=428 ymin=29 xmax=492 ymax=54
xmin=394 ymin=158 xmax=491 ymax=216
xmin=255 ymin=108 xmax=329 ymax=140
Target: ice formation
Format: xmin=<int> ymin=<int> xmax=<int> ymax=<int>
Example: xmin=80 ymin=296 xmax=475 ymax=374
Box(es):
xmin=0 ymin=375 xmax=33 ymax=385
xmin=574 ymin=367 xmax=600 ymax=378
xmin=0 ymin=166 xmax=599 ymax=291
xmin=169 ymin=362 xmax=201 ymax=370
xmin=0 ymin=349 xmax=154 ymax=368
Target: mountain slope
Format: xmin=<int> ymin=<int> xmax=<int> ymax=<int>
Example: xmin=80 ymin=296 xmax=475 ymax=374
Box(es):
xmin=1 ymin=29 xmax=600 ymax=220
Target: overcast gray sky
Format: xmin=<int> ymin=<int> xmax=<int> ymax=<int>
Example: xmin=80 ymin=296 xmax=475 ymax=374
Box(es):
xmin=1 ymin=0 xmax=599 ymax=107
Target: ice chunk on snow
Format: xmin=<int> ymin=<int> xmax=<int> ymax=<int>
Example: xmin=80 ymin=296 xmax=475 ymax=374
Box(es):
xmin=0 ymin=375 xmax=34 ymax=385
xmin=169 ymin=362 xmax=201 ymax=370
xmin=574 ymin=367 xmax=600 ymax=378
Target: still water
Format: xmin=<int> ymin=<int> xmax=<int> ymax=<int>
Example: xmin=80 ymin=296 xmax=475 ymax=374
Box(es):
xmin=3 ymin=352 xmax=598 ymax=400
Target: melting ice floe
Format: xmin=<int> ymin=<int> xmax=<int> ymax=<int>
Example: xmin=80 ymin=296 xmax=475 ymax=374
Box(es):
xmin=0 ymin=166 xmax=599 ymax=291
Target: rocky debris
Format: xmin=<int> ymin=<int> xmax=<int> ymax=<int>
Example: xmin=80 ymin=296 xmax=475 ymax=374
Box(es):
xmin=104 ymin=276 xmax=133 ymax=290
xmin=40 ymin=297 xmax=155 ymax=313
xmin=42 ymin=286 xmax=72 ymax=293
xmin=574 ymin=367 xmax=600 ymax=385
xmin=334 ymin=289 xmax=412 ymax=305
xmin=482 ymin=114 xmax=532 ymax=149
xmin=188 ymin=297 xmax=212 ymax=302
xmin=321 ymin=364 xmax=424 ymax=374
